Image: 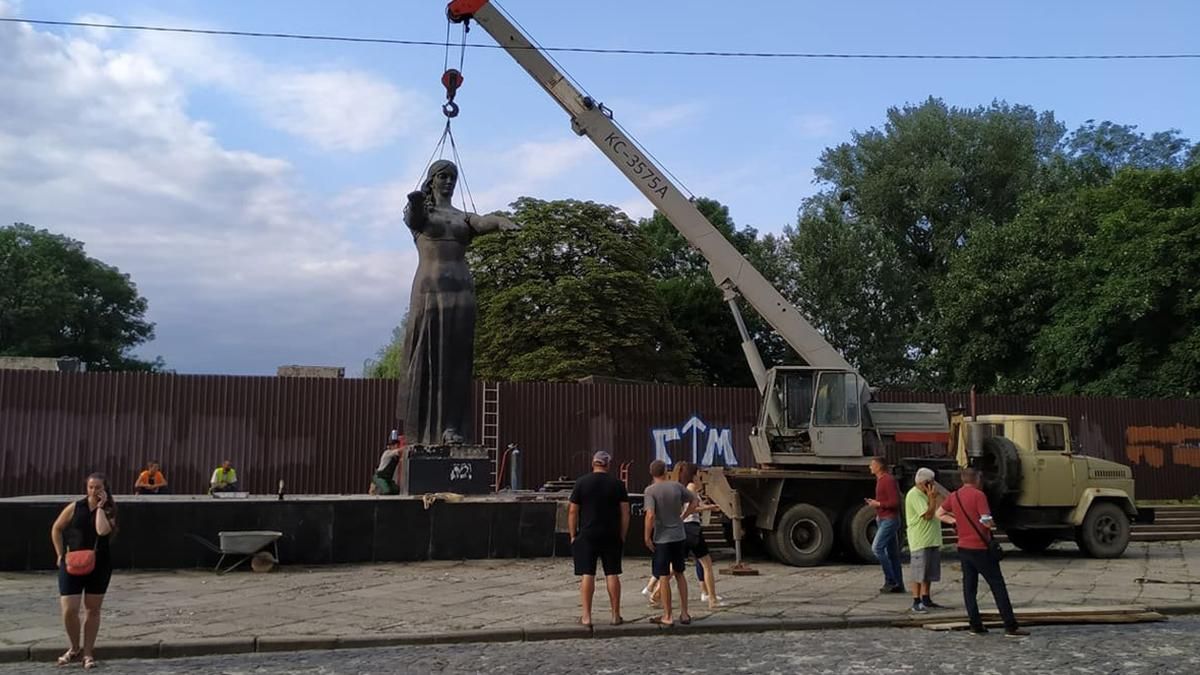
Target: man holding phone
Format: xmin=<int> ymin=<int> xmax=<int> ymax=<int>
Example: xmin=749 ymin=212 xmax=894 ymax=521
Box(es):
xmin=866 ymin=456 xmax=903 ymax=593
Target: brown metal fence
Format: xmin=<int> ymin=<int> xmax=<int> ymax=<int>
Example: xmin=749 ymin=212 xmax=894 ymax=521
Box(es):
xmin=0 ymin=371 xmax=401 ymax=496
xmin=2 ymin=371 xmax=1198 ymax=499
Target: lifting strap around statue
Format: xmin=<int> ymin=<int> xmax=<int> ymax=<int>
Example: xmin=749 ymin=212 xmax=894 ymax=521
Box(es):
xmin=415 ymin=15 xmax=477 ymax=214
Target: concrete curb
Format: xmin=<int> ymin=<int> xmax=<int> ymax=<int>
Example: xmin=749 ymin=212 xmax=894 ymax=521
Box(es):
xmin=0 ymin=646 xmax=30 ymax=664
xmin=9 ymin=603 xmax=1198 ymax=663
xmin=1154 ymin=602 xmax=1200 ymax=617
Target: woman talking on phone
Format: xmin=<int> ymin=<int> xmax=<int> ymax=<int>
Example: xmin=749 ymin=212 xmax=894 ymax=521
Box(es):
xmin=50 ymin=473 xmax=117 ymax=669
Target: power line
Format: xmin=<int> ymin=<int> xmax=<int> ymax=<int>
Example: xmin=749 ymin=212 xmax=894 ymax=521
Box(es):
xmin=3 ymin=17 xmax=1198 ymax=61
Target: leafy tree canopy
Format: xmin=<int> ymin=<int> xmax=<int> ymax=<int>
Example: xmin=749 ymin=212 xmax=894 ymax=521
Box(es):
xmin=0 ymin=223 xmax=160 ymax=371
xmin=469 ymin=198 xmax=692 ymax=383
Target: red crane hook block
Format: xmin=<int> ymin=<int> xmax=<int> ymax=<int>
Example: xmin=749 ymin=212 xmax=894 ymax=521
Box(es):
xmin=447 ymin=0 xmax=489 ymax=23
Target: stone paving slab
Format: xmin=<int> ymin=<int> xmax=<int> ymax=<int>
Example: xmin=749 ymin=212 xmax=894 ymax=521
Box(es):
xmin=0 ymin=541 xmax=1196 ymax=650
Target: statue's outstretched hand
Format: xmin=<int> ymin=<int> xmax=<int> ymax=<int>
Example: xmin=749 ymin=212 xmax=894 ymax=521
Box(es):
xmin=497 ymin=217 xmax=521 ymax=232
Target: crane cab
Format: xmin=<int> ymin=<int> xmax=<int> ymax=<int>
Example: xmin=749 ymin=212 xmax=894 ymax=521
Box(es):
xmin=749 ymin=366 xmax=874 ymax=465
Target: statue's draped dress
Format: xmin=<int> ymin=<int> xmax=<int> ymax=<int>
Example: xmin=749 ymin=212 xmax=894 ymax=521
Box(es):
xmin=402 ymin=203 xmax=477 ymax=446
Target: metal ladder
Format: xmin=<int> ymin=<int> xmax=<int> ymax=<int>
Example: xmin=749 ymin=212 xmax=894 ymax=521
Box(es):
xmin=481 ymin=381 xmax=501 ymax=485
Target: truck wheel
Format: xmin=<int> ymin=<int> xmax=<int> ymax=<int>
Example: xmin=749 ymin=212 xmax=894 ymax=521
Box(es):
xmin=1005 ymin=529 xmax=1056 ymax=554
xmin=761 ymin=527 xmax=783 ymax=562
xmin=1077 ymin=502 xmax=1130 ymax=558
xmin=840 ymin=503 xmax=878 ymax=563
xmin=771 ymin=503 xmax=835 ymax=567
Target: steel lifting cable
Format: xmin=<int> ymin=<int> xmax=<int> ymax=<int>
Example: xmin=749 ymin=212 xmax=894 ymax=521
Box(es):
xmin=415 ymin=13 xmax=476 ymax=213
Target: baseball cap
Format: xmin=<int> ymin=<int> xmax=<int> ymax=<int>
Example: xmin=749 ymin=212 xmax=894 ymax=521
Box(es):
xmin=915 ymin=467 xmax=936 ymax=484
xmin=592 ymin=451 xmax=612 ymax=467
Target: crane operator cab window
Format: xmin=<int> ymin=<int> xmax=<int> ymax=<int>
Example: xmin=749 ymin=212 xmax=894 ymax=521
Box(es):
xmin=784 ymin=371 xmax=815 ymax=429
xmin=765 ymin=369 xmax=863 ymax=454
xmin=814 ymin=372 xmax=860 ymax=427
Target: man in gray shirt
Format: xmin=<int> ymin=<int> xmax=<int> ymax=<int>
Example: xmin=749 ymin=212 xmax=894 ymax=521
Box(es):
xmin=643 ymin=459 xmax=699 ymax=626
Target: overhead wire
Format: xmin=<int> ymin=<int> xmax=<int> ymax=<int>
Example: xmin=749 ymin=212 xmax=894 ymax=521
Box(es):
xmin=3 ymin=17 xmax=1198 ymax=61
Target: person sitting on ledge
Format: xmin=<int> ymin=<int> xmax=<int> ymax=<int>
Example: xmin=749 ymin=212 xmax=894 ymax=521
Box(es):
xmin=134 ymin=461 xmax=169 ymax=495
xmin=209 ymin=460 xmax=240 ymax=494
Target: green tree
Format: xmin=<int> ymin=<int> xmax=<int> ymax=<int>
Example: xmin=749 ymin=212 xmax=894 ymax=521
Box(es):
xmin=790 ymin=98 xmax=1064 ymax=385
xmin=932 ymin=165 xmax=1200 ymax=397
xmin=469 ymin=198 xmax=692 ymax=383
xmin=637 ymin=198 xmax=776 ymax=387
xmin=1031 ymin=166 xmax=1200 ymax=397
xmin=363 ymin=310 xmax=409 ymax=379
xmin=0 ymin=223 xmax=159 ymax=370
xmin=1064 ymin=120 xmax=1195 ymax=176
xmin=780 ymin=195 xmax=916 ymax=386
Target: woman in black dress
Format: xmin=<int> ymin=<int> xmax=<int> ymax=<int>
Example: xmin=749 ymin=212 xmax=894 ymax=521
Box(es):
xmin=50 ymin=473 xmax=116 ymax=670
xmin=403 ymin=160 xmax=519 ymax=446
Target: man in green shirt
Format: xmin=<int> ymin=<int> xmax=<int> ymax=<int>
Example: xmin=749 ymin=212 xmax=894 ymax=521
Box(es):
xmin=905 ymin=467 xmax=945 ymax=612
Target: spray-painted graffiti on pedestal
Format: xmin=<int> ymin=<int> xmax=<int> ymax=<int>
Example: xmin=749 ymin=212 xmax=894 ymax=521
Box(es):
xmin=652 ymin=414 xmax=739 ymax=467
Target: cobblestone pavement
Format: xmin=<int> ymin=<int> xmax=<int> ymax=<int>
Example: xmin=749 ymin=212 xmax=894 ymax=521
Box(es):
xmin=0 ymin=541 xmax=1197 ymax=649
xmin=3 ymin=619 xmax=1198 ymax=674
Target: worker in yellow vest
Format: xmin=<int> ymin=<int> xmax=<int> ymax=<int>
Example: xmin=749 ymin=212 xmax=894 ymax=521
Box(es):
xmin=209 ymin=460 xmax=240 ymax=494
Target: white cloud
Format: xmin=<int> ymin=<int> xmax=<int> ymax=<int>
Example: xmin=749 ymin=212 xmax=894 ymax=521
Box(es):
xmin=128 ymin=26 xmax=433 ymax=152
xmin=0 ymin=18 xmax=413 ymax=373
xmin=606 ymin=99 xmax=705 ymax=134
xmin=792 ymin=113 xmax=836 ymax=139
xmin=338 ymin=136 xmax=596 ymax=225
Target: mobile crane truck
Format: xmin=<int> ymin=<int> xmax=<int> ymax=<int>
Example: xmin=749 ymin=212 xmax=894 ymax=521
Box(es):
xmin=444 ymin=0 xmax=1151 ymax=566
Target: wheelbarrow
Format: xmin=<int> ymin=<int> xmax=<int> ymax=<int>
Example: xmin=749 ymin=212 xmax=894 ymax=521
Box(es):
xmin=188 ymin=530 xmax=282 ymax=575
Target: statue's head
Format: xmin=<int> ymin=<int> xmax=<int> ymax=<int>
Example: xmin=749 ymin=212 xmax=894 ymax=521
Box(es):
xmin=422 ymin=160 xmax=458 ymax=201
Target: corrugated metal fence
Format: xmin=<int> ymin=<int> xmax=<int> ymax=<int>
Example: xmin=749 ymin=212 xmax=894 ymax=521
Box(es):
xmin=2 ymin=371 xmax=1198 ymax=499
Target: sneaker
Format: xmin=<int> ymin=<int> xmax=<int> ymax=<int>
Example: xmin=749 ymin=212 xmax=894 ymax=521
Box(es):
xmin=879 ymin=584 xmax=898 ymax=593
xmin=910 ymin=602 xmax=927 ymax=613
xmin=1005 ymin=628 xmax=1031 ymax=638
xmin=700 ymin=593 xmax=725 ymax=603
xmin=641 ymin=586 xmax=653 ymax=597
xmin=923 ymin=599 xmax=947 ymax=609
xmin=968 ymin=626 xmax=989 ymax=636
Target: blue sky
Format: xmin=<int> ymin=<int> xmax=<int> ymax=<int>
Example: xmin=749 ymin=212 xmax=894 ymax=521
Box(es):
xmin=3 ymin=1 xmax=1197 ymax=374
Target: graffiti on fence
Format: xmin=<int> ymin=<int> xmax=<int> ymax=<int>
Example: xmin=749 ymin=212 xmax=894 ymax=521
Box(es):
xmin=651 ymin=414 xmax=739 ymax=467
xmin=1125 ymin=425 xmax=1200 ymax=469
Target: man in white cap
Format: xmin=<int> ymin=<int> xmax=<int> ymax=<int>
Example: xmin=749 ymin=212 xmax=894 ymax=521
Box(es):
xmin=567 ymin=451 xmax=630 ymax=626
xmin=905 ymin=467 xmax=946 ymax=612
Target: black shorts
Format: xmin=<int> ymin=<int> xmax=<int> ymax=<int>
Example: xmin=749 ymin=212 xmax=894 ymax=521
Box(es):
xmin=684 ymin=522 xmax=709 ymax=558
xmin=58 ymin=564 xmax=112 ymax=596
xmin=651 ymin=539 xmax=687 ymax=578
xmin=573 ymin=536 xmax=623 ymax=576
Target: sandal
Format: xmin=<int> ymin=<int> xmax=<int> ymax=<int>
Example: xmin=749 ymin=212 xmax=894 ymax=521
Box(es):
xmin=649 ymin=616 xmax=674 ymax=627
xmin=83 ymin=656 xmax=98 ymax=670
xmin=679 ymin=614 xmax=692 ymax=625
xmin=611 ymin=616 xmax=625 ymax=626
xmin=56 ymin=649 xmax=80 ymax=666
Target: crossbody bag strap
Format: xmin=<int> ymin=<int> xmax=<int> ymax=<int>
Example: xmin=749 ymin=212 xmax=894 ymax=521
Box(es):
xmin=955 ymin=491 xmax=991 ymax=544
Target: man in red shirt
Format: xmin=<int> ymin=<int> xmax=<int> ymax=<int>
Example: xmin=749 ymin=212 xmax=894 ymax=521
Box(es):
xmin=937 ymin=467 xmax=1029 ymax=637
xmin=866 ymin=457 xmax=903 ymax=593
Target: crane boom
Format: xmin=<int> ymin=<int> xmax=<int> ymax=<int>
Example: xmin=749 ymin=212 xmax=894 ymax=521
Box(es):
xmin=449 ymin=1 xmax=855 ymax=376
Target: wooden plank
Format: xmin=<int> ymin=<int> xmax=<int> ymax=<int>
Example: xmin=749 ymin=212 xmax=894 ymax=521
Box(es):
xmin=923 ymin=612 xmax=1166 ymax=631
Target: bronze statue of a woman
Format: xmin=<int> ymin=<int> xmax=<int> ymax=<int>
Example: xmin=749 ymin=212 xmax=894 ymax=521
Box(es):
xmin=402 ymin=159 xmax=519 ymax=446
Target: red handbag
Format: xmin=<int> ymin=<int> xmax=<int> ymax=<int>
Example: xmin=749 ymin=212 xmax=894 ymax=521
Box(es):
xmin=65 ymin=549 xmax=96 ymax=576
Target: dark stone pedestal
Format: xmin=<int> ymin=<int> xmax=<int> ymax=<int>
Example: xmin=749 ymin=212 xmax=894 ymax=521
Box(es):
xmin=400 ymin=445 xmax=493 ymax=495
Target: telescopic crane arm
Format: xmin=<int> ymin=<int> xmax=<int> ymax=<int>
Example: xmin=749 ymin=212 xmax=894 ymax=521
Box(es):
xmin=448 ymin=1 xmax=857 ymax=387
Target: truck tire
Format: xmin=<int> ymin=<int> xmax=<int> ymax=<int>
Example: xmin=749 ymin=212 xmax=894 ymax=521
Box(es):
xmin=977 ymin=437 xmax=1022 ymax=504
xmin=761 ymin=527 xmax=783 ymax=562
xmin=1077 ymin=501 xmax=1131 ymax=558
xmin=1005 ymin=529 xmax=1057 ymax=554
xmin=840 ymin=503 xmax=879 ymax=563
xmin=771 ymin=503 xmax=835 ymax=567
